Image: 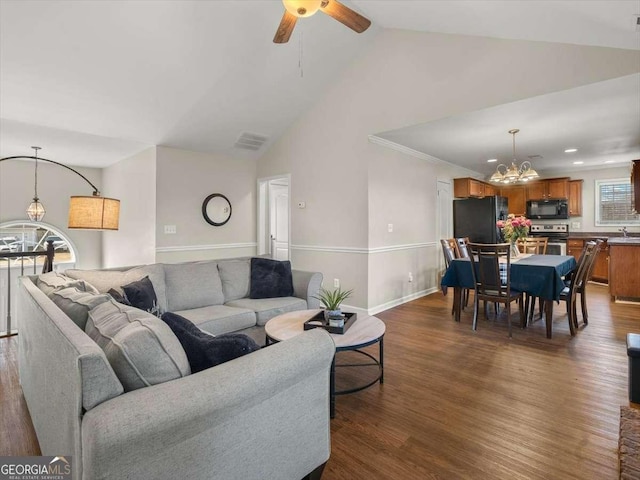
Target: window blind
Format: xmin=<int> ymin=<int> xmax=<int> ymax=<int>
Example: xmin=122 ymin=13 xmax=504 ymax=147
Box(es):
xmin=597 ymin=181 xmax=638 ymax=224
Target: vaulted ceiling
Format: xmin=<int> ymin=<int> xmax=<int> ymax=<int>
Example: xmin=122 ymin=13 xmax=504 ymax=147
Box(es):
xmin=1 ymin=0 xmax=638 ymax=169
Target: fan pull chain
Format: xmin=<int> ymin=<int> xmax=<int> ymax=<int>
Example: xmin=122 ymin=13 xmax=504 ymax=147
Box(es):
xmin=298 ymin=29 xmax=304 ymax=78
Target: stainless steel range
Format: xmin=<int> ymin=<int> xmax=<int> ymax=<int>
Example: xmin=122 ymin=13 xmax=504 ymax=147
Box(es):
xmin=529 ymin=223 xmax=569 ymax=255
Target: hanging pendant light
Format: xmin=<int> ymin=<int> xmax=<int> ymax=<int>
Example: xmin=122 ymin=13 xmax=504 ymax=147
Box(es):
xmin=489 ymin=129 xmax=539 ymax=183
xmin=26 ymin=146 xmax=46 ymax=221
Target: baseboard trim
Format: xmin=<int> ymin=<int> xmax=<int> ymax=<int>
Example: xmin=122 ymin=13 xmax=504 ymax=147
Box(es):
xmin=342 ymin=286 xmax=439 ymax=316
xmin=156 ymin=242 xmax=257 ymax=253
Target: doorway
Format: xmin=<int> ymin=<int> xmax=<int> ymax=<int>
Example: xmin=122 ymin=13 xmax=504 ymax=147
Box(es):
xmin=257 ymin=175 xmax=291 ymax=260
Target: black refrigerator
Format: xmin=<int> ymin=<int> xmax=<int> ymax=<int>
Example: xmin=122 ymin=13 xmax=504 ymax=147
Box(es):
xmin=453 ymin=196 xmax=508 ymax=244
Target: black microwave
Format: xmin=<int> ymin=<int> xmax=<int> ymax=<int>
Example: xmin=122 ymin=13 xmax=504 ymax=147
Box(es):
xmin=526 ymin=199 xmax=569 ymax=219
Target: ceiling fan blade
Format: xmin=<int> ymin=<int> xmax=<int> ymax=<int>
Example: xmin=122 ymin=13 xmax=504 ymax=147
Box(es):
xmin=273 ymin=10 xmax=297 ymax=44
xmin=320 ymin=0 xmax=371 ymax=33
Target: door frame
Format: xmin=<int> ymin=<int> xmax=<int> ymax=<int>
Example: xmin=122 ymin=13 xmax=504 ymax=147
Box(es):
xmin=257 ymin=174 xmax=291 ymax=259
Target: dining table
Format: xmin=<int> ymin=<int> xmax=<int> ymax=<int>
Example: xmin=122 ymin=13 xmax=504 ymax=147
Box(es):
xmin=441 ymin=254 xmax=577 ymax=338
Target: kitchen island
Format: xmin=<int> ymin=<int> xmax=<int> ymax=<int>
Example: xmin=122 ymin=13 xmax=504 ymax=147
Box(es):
xmin=608 ymin=237 xmax=640 ymax=302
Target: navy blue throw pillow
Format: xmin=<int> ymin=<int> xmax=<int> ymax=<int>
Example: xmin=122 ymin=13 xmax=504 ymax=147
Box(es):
xmin=122 ymin=276 xmax=158 ymax=314
xmin=249 ymin=257 xmax=294 ymax=299
xmin=161 ymin=312 xmax=260 ymax=373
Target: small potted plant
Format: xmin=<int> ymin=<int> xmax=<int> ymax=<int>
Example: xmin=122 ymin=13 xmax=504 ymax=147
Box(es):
xmin=314 ymin=287 xmax=353 ymax=326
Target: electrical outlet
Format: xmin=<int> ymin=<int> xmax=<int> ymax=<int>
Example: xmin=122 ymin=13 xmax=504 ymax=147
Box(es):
xmin=388 ymin=223 xmax=393 ymax=233
xmin=164 ymin=225 xmax=177 ymax=234
xmin=334 ymin=278 xmax=340 ymax=288
xmin=298 ymin=201 xmax=306 ymax=209
xmin=408 ymin=272 xmax=413 ymax=283
xmin=571 ymin=221 xmax=581 ymax=229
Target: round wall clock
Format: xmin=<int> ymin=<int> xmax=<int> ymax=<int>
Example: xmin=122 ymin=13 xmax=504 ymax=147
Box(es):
xmin=202 ymin=193 xmax=232 ymax=226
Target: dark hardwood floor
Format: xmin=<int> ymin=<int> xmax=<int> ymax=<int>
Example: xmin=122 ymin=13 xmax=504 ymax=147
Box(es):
xmin=2 ymin=284 xmax=638 ymax=479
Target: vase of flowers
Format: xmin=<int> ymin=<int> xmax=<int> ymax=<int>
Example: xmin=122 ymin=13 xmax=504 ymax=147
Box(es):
xmin=497 ymin=214 xmax=532 ymax=257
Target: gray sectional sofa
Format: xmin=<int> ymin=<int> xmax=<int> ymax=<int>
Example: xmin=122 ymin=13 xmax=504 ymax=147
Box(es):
xmin=17 ymin=257 xmax=334 ymax=480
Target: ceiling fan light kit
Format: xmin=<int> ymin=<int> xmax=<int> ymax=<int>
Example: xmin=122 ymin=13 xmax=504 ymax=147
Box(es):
xmin=274 ymin=0 xmax=371 ymax=44
xmin=489 ymin=129 xmax=540 ymax=184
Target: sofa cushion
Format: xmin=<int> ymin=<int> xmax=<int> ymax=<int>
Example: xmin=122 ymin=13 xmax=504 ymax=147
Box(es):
xmin=173 ymin=304 xmax=256 ymax=336
xmin=65 ymin=264 xmax=168 ymax=313
xmin=217 ymin=258 xmax=250 ymax=302
xmin=249 ymin=258 xmax=294 ymax=299
xmin=164 ymin=261 xmax=224 ymax=311
xmin=122 ymin=276 xmax=159 ymax=315
xmin=225 ymin=297 xmax=307 ymax=326
xmin=161 ymin=312 xmax=260 ymax=373
xmin=50 ymin=287 xmax=112 ymax=330
xmin=36 ymin=271 xmax=97 ymax=296
xmin=86 ymin=300 xmax=190 ymax=391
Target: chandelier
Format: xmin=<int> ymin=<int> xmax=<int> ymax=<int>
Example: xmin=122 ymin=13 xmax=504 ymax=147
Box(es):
xmin=489 ymin=129 xmax=539 ymax=183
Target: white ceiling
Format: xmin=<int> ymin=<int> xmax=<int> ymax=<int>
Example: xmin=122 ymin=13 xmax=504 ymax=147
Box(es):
xmin=375 ymin=74 xmax=640 ymax=179
xmin=0 ymin=0 xmax=638 ymax=168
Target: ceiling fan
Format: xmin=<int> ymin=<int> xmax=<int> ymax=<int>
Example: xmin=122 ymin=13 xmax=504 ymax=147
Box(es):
xmin=273 ymin=0 xmax=371 ymax=44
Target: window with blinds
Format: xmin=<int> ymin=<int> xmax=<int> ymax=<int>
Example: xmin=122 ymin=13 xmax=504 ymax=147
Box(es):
xmin=595 ymin=179 xmax=640 ymax=226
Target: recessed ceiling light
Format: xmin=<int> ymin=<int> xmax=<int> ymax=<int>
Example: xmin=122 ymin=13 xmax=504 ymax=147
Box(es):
xmin=565 ymin=148 xmax=578 ymax=153
xmin=573 ymin=161 xmax=584 ymax=165
xmin=604 ymin=160 xmax=615 ymax=164
xmin=487 ymin=158 xmax=497 ymax=163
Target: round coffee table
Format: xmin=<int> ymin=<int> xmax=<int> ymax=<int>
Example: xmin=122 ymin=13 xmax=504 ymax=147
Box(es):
xmin=265 ymin=309 xmax=385 ymax=418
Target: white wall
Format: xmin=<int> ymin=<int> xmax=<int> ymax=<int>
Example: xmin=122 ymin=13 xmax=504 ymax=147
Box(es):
xmin=0 ymin=159 xmax=103 ymax=268
xmin=258 ymin=29 xmax=640 ymax=311
xmin=155 ymin=146 xmax=257 ymax=263
xmin=544 ymin=166 xmax=639 ymax=234
xmin=102 ymin=147 xmax=157 ymax=267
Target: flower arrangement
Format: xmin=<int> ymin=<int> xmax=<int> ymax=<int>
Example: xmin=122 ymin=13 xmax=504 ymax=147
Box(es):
xmin=497 ymin=214 xmax=532 ymax=243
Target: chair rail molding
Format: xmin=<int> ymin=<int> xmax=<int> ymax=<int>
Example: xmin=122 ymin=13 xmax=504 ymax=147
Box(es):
xmin=291 ymin=242 xmax=437 ymax=255
xmin=155 ymin=242 xmax=257 ymax=253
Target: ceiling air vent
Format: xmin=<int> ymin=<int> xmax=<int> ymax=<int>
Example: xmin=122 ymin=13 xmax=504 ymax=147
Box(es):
xmin=234 ymin=132 xmax=269 ymax=151
xmin=528 ymin=154 xmax=543 ymax=160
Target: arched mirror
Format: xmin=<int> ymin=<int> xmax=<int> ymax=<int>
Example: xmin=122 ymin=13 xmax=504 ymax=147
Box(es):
xmin=202 ymin=193 xmax=232 ymax=226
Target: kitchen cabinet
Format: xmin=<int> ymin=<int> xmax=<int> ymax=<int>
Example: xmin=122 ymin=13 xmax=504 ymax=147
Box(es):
xmin=525 ymin=178 xmax=569 ymax=200
xmin=632 ymin=160 xmax=640 ymax=213
xmin=567 ymin=239 xmax=584 ymax=262
xmin=484 ymin=184 xmax=496 ymax=196
xmin=454 ymin=178 xmax=487 ymax=198
xmin=500 ymin=185 xmax=526 ymax=216
xmin=609 ymin=239 xmax=640 ymax=301
xmin=566 ymin=237 xmax=608 ymax=284
xmin=592 ymin=240 xmax=609 ymax=283
xmin=568 ymin=180 xmax=583 ymax=217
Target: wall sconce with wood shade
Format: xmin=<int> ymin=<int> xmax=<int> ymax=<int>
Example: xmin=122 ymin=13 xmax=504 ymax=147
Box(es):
xmin=0 ymin=148 xmax=120 ymax=230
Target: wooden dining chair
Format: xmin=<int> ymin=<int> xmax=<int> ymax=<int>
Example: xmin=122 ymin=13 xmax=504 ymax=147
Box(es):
xmin=468 ymin=243 xmax=525 ymax=337
xmin=559 ymin=241 xmax=599 ymax=332
xmin=455 ymin=237 xmax=470 ymax=259
xmin=517 ymin=237 xmax=548 ymax=255
xmin=519 ymin=237 xmax=548 ymax=323
xmin=564 ymin=239 xmax=603 ymax=328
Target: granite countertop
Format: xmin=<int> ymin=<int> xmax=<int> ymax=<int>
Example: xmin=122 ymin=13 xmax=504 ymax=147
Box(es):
xmin=608 ymin=237 xmax=640 ymax=246
xmin=566 ymin=232 xmax=640 ymax=240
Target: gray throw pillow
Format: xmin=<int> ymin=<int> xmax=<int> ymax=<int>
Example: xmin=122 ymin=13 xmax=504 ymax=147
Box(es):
xmin=218 ymin=259 xmax=250 ymax=302
xmin=37 ymin=271 xmax=97 ymax=296
xmin=50 ymin=287 xmax=112 ymax=330
xmin=86 ymin=300 xmax=190 ymax=391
